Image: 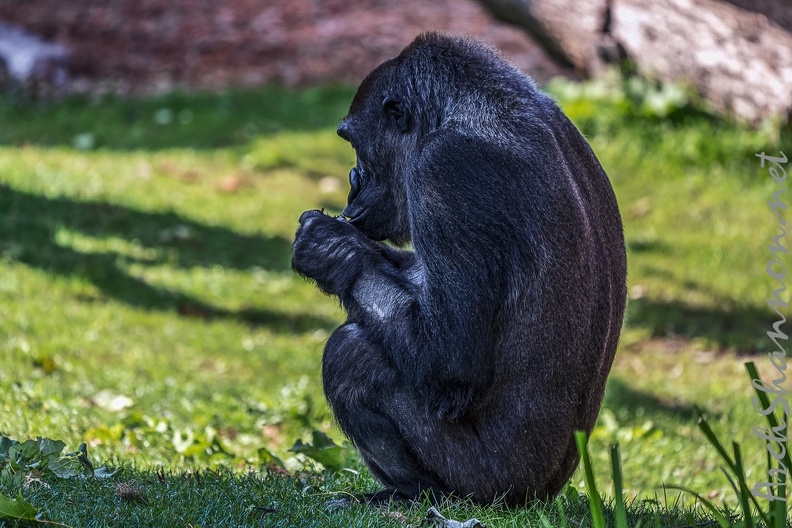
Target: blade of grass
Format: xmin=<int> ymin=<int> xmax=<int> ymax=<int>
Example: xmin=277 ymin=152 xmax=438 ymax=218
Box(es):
xmin=720 ymin=467 xmax=742 ymax=502
xmin=610 ymin=443 xmax=629 ymax=528
xmin=697 ymin=408 xmax=769 ymax=526
xmin=575 ymin=430 xmax=605 ymax=528
xmin=745 ymin=362 xmax=792 ymax=472
xmin=770 ymin=448 xmax=788 ymax=528
xmin=538 ymin=510 xmax=556 ymax=528
xmin=769 ymin=425 xmax=789 ymax=528
xmin=664 ymin=485 xmax=731 ymax=528
xmin=770 ymin=443 xmax=789 ymax=528
xmin=745 ymin=361 xmax=789 ymax=528
xmin=695 ymin=407 xmax=737 ymax=474
xmin=555 ymin=495 xmax=570 ymax=528
xmin=733 ymin=442 xmax=758 ymax=528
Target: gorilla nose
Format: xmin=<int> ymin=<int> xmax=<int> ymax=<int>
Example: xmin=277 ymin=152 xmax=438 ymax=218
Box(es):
xmin=347 ymin=167 xmax=362 ymax=203
xmin=337 ymin=121 xmax=351 ymax=141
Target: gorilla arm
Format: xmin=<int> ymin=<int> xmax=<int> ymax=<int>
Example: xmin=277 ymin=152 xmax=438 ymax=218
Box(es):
xmin=292 ymin=136 xmax=511 ymax=419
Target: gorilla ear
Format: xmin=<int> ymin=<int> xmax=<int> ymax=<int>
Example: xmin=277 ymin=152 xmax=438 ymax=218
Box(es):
xmin=382 ymin=97 xmax=410 ymax=133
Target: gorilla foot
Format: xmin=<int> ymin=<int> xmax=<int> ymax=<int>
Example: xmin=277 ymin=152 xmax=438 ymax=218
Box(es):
xmin=325 ymin=488 xmax=421 ymax=510
xmin=361 ymin=488 xmax=419 ymax=506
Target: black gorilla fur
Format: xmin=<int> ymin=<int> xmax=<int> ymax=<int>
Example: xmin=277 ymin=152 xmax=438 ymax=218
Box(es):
xmin=292 ymin=32 xmax=627 ymax=505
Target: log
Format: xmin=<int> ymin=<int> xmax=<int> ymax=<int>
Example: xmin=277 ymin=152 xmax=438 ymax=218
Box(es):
xmin=476 ymin=0 xmax=609 ymax=72
xmin=477 ymin=0 xmax=792 ymax=124
xmin=611 ymin=0 xmax=792 ymax=124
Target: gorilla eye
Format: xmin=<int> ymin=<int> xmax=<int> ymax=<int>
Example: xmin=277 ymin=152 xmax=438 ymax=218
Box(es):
xmin=382 ymin=97 xmax=410 ymax=133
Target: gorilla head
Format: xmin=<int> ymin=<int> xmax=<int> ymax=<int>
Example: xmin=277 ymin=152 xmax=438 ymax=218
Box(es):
xmin=336 ymin=58 xmax=413 ymax=244
xmin=292 ymin=32 xmax=627 ymax=506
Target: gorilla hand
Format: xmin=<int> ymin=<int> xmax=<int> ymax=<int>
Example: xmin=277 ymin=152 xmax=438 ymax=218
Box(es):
xmin=292 ymin=209 xmax=372 ymax=295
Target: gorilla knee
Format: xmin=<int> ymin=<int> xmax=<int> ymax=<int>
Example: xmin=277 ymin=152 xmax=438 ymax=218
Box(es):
xmin=322 ymin=323 xmax=399 ymax=410
xmin=323 ymin=324 xmax=371 ymax=385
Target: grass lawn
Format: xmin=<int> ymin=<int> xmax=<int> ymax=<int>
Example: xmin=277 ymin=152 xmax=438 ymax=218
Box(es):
xmin=0 ymin=80 xmax=789 ymax=526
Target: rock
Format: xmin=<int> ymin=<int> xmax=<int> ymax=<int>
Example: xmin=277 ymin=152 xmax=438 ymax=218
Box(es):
xmin=0 ymin=20 xmax=68 ymax=94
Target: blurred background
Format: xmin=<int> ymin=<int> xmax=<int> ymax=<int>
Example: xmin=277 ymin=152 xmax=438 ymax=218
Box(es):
xmin=0 ymin=0 xmax=569 ymax=94
xmin=0 ymin=0 xmax=790 ymax=516
xmin=1 ymin=0 xmax=789 ymax=124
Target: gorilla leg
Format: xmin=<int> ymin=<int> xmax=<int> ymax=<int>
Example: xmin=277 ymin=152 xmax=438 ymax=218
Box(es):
xmin=322 ymin=323 xmax=450 ymax=500
xmin=324 ymin=324 xmax=580 ymax=505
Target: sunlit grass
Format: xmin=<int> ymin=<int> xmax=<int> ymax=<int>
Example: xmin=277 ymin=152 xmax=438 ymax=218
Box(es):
xmin=0 ymin=82 xmax=789 ymax=525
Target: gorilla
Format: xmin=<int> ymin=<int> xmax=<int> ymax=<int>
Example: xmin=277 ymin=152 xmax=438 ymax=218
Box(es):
xmin=292 ymin=32 xmax=627 ymax=506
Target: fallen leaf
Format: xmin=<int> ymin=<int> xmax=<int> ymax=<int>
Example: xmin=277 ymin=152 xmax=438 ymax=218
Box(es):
xmin=23 ymin=469 xmax=49 ymax=489
xmin=384 ymin=510 xmax=409 ymax=524
xmin=115 ymin=482 xmax=147 ymax=504
xmin=416 ymin=506 xmax=486 ymax=528
xmin=94 ymin=466 xmax=119 ymax=479
xmin=0 ymin=492 xmax=38 ymax=521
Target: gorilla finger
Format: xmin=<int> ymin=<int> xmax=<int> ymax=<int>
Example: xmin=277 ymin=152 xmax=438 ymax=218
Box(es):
xmin=299 ymin=209 xmax=326 ymax=225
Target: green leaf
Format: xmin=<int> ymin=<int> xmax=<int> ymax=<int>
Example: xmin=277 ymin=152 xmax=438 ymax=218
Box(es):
xmin=537 ymin=511 xmax=554 ymax=528
xmin=0 ymin=492 xmax=38 ymax=521
xmin=121 ymin=411 xmax=147 ymax=429
xmin=8 ymin=440 xmax=40 ymax=467
xmin=745 ymin=361 xmax=792 ymax=528
xmin=73 ymin=443 xmax=95 ymax=474
xmin=0 ymin=436 xmax=18 ymax=461
xmin=48 ymin=456 xmax=87 ymax=479
xmin=49 ymin=443 xmax=94 ymax=479
xmin=289 ymin=431 xmax=347 ymax=471
xmin=84 ymin=424 xmax=125 ymax=444
xmin=257 ymin=447 xmax=285 ymax=468
xmin=38 ymin=437 xmax=66 ymax=458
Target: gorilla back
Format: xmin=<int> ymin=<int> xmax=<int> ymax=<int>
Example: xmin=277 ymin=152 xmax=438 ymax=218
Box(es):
xmin=292 ymin=32 xmax=627 ymax=505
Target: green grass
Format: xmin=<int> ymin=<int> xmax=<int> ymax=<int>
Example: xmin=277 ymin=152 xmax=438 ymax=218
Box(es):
xmin=0 ymin=80 xmax=789 ymax=526
xmin=0 ymin=86 xmax=354 ymax=150
xmin=0 ymin=466 xmax=722 ymax=528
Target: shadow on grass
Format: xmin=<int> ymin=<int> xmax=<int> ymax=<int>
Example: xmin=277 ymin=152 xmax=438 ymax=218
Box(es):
xmin=0 ymin=184 xmax=333 ymax=333
xmin=626 ymin=248 xmax=767 ymax=353
xmin=626 ymin=297 xmax=766 ymax=353
xmin=603 ymin=378 xmax=703 ymax=422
